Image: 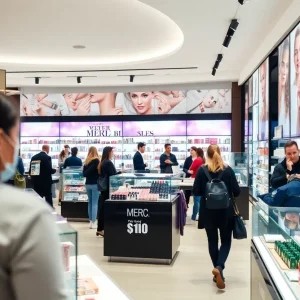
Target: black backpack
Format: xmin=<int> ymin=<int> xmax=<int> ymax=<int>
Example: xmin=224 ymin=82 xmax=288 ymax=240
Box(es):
xmin=203 ymin=166 xmax=230 ymax=210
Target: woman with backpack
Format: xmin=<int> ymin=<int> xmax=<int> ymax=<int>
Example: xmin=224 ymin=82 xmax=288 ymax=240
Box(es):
xmin=193 ymin=145 xmax=240 ymax=290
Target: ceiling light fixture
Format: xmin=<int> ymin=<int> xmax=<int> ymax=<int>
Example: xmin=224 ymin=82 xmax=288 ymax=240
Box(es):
xmin=35 ymin=77 xmax=40 ymax=84
xmin=223 ymin=35 xmax=232 ymax=48
xmin=238 ymin=0 xmax=251 ymax=5
xmin=77 ymin=76 xmax=82 ymax=84
xmin=229 ymin=19 xmax=239 ymax=31
xmin=213 ymin=61 xmax=220 ymax=69
xmin=73 ymin=45 xmax=86 ymax=49
xmin=212 ymin=68 xmax=216 ymax=76
xmin=217 ymin=54 xmax=223 ymax=62
xmin=226 ymin=27 xmax=235 ymax=37
xmin=129 ymin=75 xmax=135 ymax=83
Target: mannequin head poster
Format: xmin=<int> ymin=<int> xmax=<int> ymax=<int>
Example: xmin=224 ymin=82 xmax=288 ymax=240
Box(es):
xmin=290 ymin=24 xmax=300 ymax=137
xmin=20 ymin=89 xmax=231 ymax=117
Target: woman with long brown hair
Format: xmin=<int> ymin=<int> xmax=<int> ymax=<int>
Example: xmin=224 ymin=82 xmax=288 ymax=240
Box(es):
xmin=58 ymin=145 xmax=69 ymax=205
xmin=83 ymin=146 xmax=100 ymax=229
xmin=96 ymin=146 xmax=125 ymax=237
xmin=193 ymin=145 xmax=240 ymax=290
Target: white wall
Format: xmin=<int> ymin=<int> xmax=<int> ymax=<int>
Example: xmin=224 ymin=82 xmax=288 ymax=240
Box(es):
xmin=239 ymin=0 xmax=300 ymax=84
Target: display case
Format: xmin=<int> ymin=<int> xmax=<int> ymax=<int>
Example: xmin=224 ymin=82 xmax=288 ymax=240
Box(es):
xmin=61 ymin=167 xmax=88 ymax=219
xmin=54 ymin=213 xmax=78 ymax=300
xmin=252 ymin=204 xmax=300 ymax=300
xmin=104 ymin=173 xmax=182 ymax=263
xmin=109 ymin=173 xmax=181 ymax=202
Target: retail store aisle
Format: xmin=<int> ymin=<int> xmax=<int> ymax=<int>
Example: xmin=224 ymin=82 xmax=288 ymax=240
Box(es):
xmin=67 ymin=206 xmax=252 ymax=300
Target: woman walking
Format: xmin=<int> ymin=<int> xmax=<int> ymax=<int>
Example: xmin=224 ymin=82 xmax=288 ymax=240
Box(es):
xmin=83 ymin=146 xmax=100 ymax=229
xmin=193 ymin=145 xmax=240 ymax=289
xmin=188 ymin=147 xmax=205 ymax=220
xmin=96 ymin=146 xmax=124 ymax=237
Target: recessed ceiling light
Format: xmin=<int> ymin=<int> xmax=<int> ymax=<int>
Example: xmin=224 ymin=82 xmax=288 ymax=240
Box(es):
xmin=73 ymin=45 xmax=86 ymax=49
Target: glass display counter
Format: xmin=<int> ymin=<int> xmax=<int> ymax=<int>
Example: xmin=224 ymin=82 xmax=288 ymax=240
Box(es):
xmin=104 ymin=173 xmax=181 ymax=264
xmin=252 ymin=204 xmax=300 ymax=300
xmin=61 ymin=167 xmax=88 ymax=220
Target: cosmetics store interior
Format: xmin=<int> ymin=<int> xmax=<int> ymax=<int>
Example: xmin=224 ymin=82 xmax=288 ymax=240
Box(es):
xmin=2 ymin=0 xmax=300 ymax=299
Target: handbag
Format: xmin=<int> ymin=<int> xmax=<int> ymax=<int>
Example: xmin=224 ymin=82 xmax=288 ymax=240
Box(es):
xmin=97 ymin=175 xmax=108 ymax=192
xmin=232 ymin=199 xmax=247 ymax=240
xmin=14 ymin=170 xmax=26 ymax=189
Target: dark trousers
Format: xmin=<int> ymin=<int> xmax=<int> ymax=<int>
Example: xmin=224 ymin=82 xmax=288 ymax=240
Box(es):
xmin=97 ymin=190 xmax=109 ymax=232
xmin=33 ymin=184 xmax=53 ymax=207
xmin=205 ymin=218 xmax=234 ymax=270
xmin=184 ymin=190 xmax=191 ymax=206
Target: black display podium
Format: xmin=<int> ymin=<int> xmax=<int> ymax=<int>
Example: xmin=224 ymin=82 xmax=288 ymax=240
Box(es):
xmin=104 ymin=196 xmax=180 ymax=264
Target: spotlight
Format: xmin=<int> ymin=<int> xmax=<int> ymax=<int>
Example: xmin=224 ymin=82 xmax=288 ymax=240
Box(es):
xmin=129 ymin=75 xmax=135 ymax=83
xmin=230 ymin=19 xmax=239 ymax=30
xmin=217 ymin=54 xmax=223 ymax=62
xmin=77 ymin=76 xmax=82 ymax=84
xmin=226 ymin=27 xmax=235 ymax=37
xmin=223 ymin=35 xmax=232 ymax=48
xmin=212 ymin=68 xmax=216 ymax=76
xmin=35 ymin=77 xmax=40 ymax=85
xmin=213 ymin=61 xmax=220 ymax=69
xmin=238 ymin=0 xmax=250 ymax=5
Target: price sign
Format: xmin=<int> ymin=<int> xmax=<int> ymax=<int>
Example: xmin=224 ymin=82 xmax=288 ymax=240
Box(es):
xmin=127 ymin=223 xmax=148 ymax=234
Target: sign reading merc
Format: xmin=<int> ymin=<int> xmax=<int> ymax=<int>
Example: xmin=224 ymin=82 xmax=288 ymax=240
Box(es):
xmin=127 ymin=208 xmax=149 ymax=218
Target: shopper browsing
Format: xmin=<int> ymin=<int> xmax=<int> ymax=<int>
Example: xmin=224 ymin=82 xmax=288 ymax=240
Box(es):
xmin=58 ymin=144 xmax=70 ymax=205
xmin=160 ymin=143 xmax=179 ymax=173
xmin=64 ymin=147 xmax=83 ymax=168
xmin=97 ymin=146 xmax=125 ymax=237
xmin=182 ymin=149 xmax=194 ymax=207
xmin=133 ymin=142 xmax=148 ymax=172
xmin=188 ymin=147 xmax=205 ymax=221
xmin=83 ymin=146 xmax=100 ymax=229
xmin=29 ymin=144 xmax=58 ymax=207
xmin=0 ymin=93 xmax=68 ymax=300
xmin=271 ymin=141 xmax=300 ymax=189
xmin=193 ymin=145 xmax=240 ymax=290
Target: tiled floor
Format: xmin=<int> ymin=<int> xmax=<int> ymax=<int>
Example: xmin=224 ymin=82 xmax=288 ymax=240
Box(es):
xmin=60 ymin=200 xmax=252 ymax=300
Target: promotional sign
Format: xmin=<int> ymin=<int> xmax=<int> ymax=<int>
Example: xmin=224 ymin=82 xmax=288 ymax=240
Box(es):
xmin=278 ymin=36 xmax=290 ymax=137
xmin=104 ymin=200 xmax=179 ymax=259
xmin=20 ymin=89 xmax=232 ymax=117
xmin=290 ymin=23 xmax=300 ymax=137
xmin=122 ymin=121 xmax=186 ymax=137
xmin=186 ymin=120 xmax=231 ymax=136
xmin=59 ymin=122 xmax=122 ymax=137
xmin=20 ymin=122 xmax=60 ymax=137
xmin=258 ymin=58 xmax=269 ymax=141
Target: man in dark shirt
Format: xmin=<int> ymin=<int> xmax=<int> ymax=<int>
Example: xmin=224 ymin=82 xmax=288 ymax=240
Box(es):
xmin=160 ymin=143 xmax=178 ymax=174
xmin=133 ymin=142 xmax=148 ymax=172
xmin=271 ymin=141 xmax=300 ymax=189
xmin=64 ymin=147 xmax=83 ymax=168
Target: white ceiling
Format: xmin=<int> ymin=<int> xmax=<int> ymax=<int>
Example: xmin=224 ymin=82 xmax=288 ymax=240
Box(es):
xmin=3 ymin=0 xmax=294 ymax=88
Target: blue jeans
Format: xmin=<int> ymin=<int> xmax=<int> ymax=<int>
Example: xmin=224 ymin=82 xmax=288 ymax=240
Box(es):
xmin=85 ymin=184 xmax=99 ymax=222
xmin=192 ymin=196 xmax=201 ymax=220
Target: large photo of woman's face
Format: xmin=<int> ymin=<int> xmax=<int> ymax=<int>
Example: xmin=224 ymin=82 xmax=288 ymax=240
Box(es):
xmin=258 ymin=59 xmax=269 ymax=140
xmin=278 ymin=37 xmax=290 ymax=137
xmin=252 ymin=70 xmax=259 ymax=104
xmin=290 ymin=24 xmax=300 ymax=137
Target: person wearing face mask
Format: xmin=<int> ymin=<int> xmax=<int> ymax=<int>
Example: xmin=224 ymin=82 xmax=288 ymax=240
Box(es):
xmin=0 ymin=93 xmax=68 ymax=300
xmin=29 ymin=144 xmax=58 ymax=208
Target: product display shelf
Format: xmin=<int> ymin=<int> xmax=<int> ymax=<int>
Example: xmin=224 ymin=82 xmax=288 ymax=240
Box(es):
xmin=20 ymin=136 xmax=60 ymax=171
xmin=251 ymin=204 xmax=300 ymax=300
xmin=104 ymin=173 xmax=181 ymax=263
xmin=53 ymin=212 xmax=78 ymax=300
xmin=61 ymin=167 xmax=88 ymax=220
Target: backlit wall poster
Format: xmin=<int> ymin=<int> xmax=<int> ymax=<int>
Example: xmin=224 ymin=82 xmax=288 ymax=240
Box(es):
xmin=252 ymin=70 xmax=259 ymax=105
xmin=186 ymin=120 xmax=231 ymax=136
xmin=248 ymin=76 xmax=253 ymax=107
xmin=258 ymin=59 xmax=269 ymax=140
xmin=278 ymin=36 xmax=290 ymax=137
xmin=290 ymin=23 xmax=300 ymax=137
xmin=20 ymin=122 xmax=59 ymax=137
xmin=20 ymin=89 xmax=232 ymax=117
